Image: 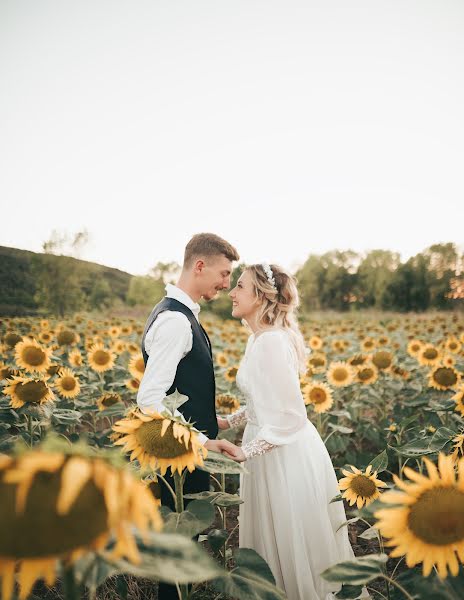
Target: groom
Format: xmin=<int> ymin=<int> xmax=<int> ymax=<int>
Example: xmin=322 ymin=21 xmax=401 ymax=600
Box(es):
xmin=137 ymin=233 xmax=242 ymax=599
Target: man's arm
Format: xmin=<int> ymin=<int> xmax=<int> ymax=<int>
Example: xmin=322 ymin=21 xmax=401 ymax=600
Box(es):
xmin=136 ymin=311 xmax=209 ymax=445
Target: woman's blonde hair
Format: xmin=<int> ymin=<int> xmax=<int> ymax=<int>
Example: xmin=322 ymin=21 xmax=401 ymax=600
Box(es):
xmin=244 ymin=264 xmax=308 ymax=373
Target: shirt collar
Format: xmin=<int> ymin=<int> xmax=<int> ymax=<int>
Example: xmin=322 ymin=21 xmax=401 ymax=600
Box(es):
xmin=165 ymin=283 xmax=201 ymax=316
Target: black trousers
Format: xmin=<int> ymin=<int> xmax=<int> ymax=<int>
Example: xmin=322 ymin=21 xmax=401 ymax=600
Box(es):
xmin=158 ymin=468 xmax=211 ymax=600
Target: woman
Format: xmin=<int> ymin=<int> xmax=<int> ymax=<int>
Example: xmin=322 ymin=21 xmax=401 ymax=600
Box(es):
xmin=218 ymin=263 xmax=369 ymax=600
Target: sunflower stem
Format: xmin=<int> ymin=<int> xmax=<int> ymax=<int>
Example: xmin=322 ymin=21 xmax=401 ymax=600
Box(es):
xmin=62 ymin=565 xmax=80 ymax=600
xmin=156 ymin=472 xmax=177 ymax=505
xmin=221 ymin=472 xmax=227 ymax=568
xmin=173 ymin=471 xmax=184 ymax=513
xmin=27 ymin=414 xmax=34 ymax=447
xmin=380 ymin=575 xmax=414 ymax=600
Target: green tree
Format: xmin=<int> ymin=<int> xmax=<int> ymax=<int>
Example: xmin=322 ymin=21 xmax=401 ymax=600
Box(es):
xmin=357 ymin=250 xmax=400 ymax=309
xmin=126 ymin=275 xmax=165 ymax=306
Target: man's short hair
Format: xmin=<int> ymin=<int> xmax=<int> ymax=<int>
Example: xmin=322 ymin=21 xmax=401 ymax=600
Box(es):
xmin=184 ymin=233 xmax=239 ymax=268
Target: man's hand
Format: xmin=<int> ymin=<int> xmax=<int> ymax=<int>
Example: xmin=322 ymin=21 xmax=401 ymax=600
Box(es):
xmin=204 ymin=439 xmax=244 ymax=461
xmin=217 ymin=416 xmax=230 ymax=430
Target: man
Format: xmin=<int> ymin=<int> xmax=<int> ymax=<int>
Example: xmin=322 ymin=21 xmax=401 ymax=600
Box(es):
xmin=137 ymin=233 xmax=242 ymax=599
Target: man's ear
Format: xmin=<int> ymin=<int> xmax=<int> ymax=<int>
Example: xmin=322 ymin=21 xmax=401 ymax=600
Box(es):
xmin=194 ymin=259 xmax=205 ymax=274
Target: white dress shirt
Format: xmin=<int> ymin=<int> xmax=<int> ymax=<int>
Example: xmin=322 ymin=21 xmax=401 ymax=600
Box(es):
xmin=136 ymin=283 xmax=209 ymax=445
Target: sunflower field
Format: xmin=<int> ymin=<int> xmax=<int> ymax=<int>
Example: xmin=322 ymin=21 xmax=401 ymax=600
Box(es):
xmin=1 ymin=311 xmax=464 ymax=599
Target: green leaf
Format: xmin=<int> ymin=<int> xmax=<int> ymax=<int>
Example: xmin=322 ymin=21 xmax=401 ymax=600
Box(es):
xmin=198 ymin=450 xmax=249 ymax=474
xmin=162 ymin=389 xmax=189 ymax=414
xmin=183 ymin=490 xmax=244 ymax=507
xmin=212 ymin=548 xmax=286 ymax=599
xmin=162 ymin=499 xmax=216 ymax=537
xmin=207 ymin=528 xmax=228 ymax=553
xmin=330 ymin=493 xmax=343 ymax=504
xmin=335 ymin=584 xmax=365 ymax=599
xmin=328 ymin=423 xmax=353 ymax=434
xmin=111 ymin=531 xmax=223 ymax=584
xmin=321 ymin=553 xmax=388 ymax=585
xmin=358 ymin=526 xmax=380 ymax=540
xmin=73 ymin=553 xmax=118 ymax=594
xmin=369 ymin=449 xmax=388 ymax=474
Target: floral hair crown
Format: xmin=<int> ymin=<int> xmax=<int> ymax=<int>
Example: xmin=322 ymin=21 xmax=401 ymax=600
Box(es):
xmin=261 ymin=262 xmax=277 ymax=290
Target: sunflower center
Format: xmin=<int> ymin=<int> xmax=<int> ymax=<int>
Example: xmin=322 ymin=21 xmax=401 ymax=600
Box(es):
xmin=309 ymin=388 xmax=328 ymax=404
xmin=93 ymin=350 xmax=111 ymax=366
xmin=424 ymin=348 xmax=438 ymax=360
xmin=432 ymin=367 xmax=458 ymax=388
xmin=358 ymin=368 xmax=374 ymax=381
xmin=16 ymin=381 xmax=49 ymax=403
xmin=5 ymin=333 xmax=22 ymax=348
xmin=57 ymin=330 xmax=76 ymax=345
xmin=408 ymin=487 xmax=464 ymax=545
xmin=0 ymin=468 xmax=108 ymax=558
xmin=310 ymin=357 xmax=325 ymax=367
xmin=372 ymin=352 xmax=393 ymax=369
xmin=135 ymin=358 xmax=145 ymax=373
xmin=22 ymin=346 xmax=46 ymax=366
xmin=135 ymin=421 xmax=190 ymax=459
xmin=333 ymin=368 xmax=349 ymax=382
xmin=61 ymin=376 xmax=77 ymax=391
xmin=350 ymin=474 xmax=377 ymax=497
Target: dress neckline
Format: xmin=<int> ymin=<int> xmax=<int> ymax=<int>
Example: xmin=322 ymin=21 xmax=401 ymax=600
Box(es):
xmin=250 ymin=328 xmax=285 ymax=342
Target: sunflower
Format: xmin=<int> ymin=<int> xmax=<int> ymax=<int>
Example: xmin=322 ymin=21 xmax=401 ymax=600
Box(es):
xmin=356 ymin=363 xmax=379 ymax=385
xmin=326 ymin=361 xmax=355 ymax=387
xmin=111 ymin=339 xmax=127 ymax=354
xmin=374 ymin=453 xmax=464 ymax=579
xmin=348 ymin=354 xmax=369 ymax=367
xmin=308 ymin=336 xmax=323 ymax=350
xmin=445 ymin=337 xmax=462 ymax=354
xmin=361 ymin=337 xmax=376 ymax=352
xmin=56 ymin=329 xmax=79 ymax=347
xmin=112 ymin=410 xmax=208 ymax=475
xmin=215 ymin=394 xmax=241 ymax=414
xmin=452 ymin=387 xmax=464 ymax=416
xmin=97 ymin=392 xmax=123 ymax=411
xmin=54 ymin=368 xmax=81 ymax=399
xmin=125 ymin=378 xmax=141 ymax=393
xmin=224 ymin=366 xmax=238 ymax=383
xmin=108 ymin=326 xmax=121 ymax=338
xmin=428 ymin=366 xmax=461 ymax=391
xmin=0 ymin=445 xmax=161 ymax=600
xmin=451 ymin=433 xmax=464 ymax=463
xmin=126 ymin=342 xmax=140 ymax=355
xmin=40 ymin=319 xmax=50 ymax=329
xmin=371 ymin=350 xmax=394 ymax=372
xmin=215 ymin=352 xmax=229 ymax=367
xmin=128 ymin=353 xmax=145 ymax=380
xmin=3 ymin=375 xmax=55 ymax=409
xmin=87 ymin=343 xmax=115 ymax=373
xmin=144 ymin=475 xmax=162 ymax=507
xmin=121 ymin=324 xmax=133 ymax=336
xmin=14 ymin=337 xmax=53 ymax=374
xmin=407 ymin=339 xmax=423 ymax=358
xmin=38 ymin=331 xmax=53 ymax=344
xmin=303 ymin=381 xmax=334 ymax=413
xmin=68 ymin=349 xmax=83 ymax=368
xmin=442 ymin=354 xmax=456 ymax=368
xmin=307 ymin=352 xmax=327 ymax=373
xmin=339 ymin=464 xmax=387 ymax=508
xmin=4 ymin=332 xmax=22 ymax=349
xmin=418 ymin=344 xmax=441 ymax=367
xmin=0 ymin=363 xmax=21 ymax=381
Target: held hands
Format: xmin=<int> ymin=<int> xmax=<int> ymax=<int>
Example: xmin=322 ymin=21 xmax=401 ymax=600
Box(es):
xmin=204 ymin=439 xmax=246 ymax=462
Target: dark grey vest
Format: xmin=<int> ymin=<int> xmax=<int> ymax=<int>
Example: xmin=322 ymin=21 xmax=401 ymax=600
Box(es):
xmin=141 ymin=297 xmax=218 ymax=440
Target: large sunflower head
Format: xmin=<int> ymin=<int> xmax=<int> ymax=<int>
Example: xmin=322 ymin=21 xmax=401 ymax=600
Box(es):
xmin=128 ymin=353 xmax=145 ymax=380
xmin=326 ymin=361 xmax=355 ymax=387
xmin=428 ymin=366 xmax=461 ymax=391
xmin=14 ymin=338 xmax=53 ymax=374
xmin=3 ymin=375 xmax=55 ymax=409
xmin=54 ymin=368 xmax=81 ymax=399
xmin=374 ymin=453 xmax=464 ymax=579
xmin=339 ymin=464 xmax=387 ymax=508
xmin=112 ymin=409 xmax=208 ymax=476
xmin=0 ymin=440 xmax=161 ymax=600
xmin=87 ymin=343 xmax=115 ymax=373
xmin=215 ymin=394 xmax=241 ymax=414
xmin=303 ymin=381 xmax=334 ymax=413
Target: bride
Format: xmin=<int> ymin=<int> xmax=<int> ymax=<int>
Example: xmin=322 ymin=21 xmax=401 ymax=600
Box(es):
xmin=217 ymin=263 xmax=369 ymax=600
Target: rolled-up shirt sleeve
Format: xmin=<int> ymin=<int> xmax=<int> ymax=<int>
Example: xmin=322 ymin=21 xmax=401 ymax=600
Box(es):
xmin=136 ymin=311 xmax=209 ymax=446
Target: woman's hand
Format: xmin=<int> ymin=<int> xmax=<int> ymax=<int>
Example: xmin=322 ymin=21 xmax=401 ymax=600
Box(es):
xmin=217 ymin=416 xmax=230 ymax=430
xmin=223 ymin=446 xmax=246 ymax=462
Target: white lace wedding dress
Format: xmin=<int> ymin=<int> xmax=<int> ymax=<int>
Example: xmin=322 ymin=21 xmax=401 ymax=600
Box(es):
xmin=226 ymin=329 xmax=369 ymax=600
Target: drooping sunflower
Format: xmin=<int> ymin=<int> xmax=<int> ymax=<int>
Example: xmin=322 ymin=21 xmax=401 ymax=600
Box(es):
xmin=113 ymin=409 xmax=208 ymax=475
xmin=54 ymin=368 xmax=81 ymax=399
xmin=374 ymin=453 xmax=464 ymax=579
xmin=371 ymin=350 xmax=394 ymax=372
xmin=303 ymin=381 xmax=334 ymax=413
xmin=97 ymin=392 xmax=123 ymax=411
xmin=224 ymin=366 xmax=238 ymax=383
xmin=326 ymin=361 xmax=356 ymax=388
xmin=128 ymin=353 xmax=145 ymax=380
xmin=87 ymin=343 xmax=115 ymax=373
xmin=418 ymin=344 xmax=442 ymax=367
xmin=14 ymin=337 xmax=53 ymax=374
xmin=356 ymin=363 xmax=379 ymax=385
xmin=3 ymin=375 xmax=55 ymax=409
xmin=0 ymin=444 xmax=161 ymax=600
xmin=215 ymin=393 xmax=241 ymax=414
xmin=428 ymin=365 xmax=461 ymax=391
xmin=339 ymin=464 xmax=387 ymax=508
xmin=407 ymin=339 xmax=424 ymax=358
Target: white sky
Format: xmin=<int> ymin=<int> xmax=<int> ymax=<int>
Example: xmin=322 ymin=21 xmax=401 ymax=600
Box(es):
xmin=1 ymin=0 xmax=463 ymax=275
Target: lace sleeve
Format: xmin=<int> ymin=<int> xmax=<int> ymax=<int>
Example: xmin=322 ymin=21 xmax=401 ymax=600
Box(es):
xmin=226 ymin=407 xmax=247 ymax=428
xmin=241 ymin=438 xmax=277 ymax=459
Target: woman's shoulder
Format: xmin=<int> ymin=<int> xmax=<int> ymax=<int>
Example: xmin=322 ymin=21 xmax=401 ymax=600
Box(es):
xmin=252 ymin=328 xmax=292 ymax=350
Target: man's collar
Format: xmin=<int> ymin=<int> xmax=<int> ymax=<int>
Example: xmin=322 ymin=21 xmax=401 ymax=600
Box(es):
xmin=165 ymin=283 xmax=201 ymax=314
